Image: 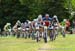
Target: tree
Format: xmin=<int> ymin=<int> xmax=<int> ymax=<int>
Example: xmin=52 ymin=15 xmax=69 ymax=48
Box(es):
xmin=0 ymin=0 xmax=29 ymax=30
xmin=0 ymin=0 xmax=74 ymax=30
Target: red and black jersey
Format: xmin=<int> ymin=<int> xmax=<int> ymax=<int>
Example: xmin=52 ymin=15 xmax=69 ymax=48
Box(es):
xmin=44 ymin=21 xmax=51 ymax=27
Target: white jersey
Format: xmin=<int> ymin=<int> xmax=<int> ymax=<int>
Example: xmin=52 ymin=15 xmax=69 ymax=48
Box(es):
xmin=24 ymin=22 xmax=30 ymax=30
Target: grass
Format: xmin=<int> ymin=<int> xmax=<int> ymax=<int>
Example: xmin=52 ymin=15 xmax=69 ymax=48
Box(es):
xmin=0 ymin=34 xmax=75 ymax=51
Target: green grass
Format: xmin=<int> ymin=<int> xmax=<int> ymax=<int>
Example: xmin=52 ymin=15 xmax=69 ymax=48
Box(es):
xmin=0 ymin=34 xmax=75 ymax=51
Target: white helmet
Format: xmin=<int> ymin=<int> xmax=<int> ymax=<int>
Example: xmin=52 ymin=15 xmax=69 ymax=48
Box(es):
xmin=7 ymin=23 xmax=11 ymax=25
xmin=45 ymin=14 xmax=49 ymax=17
xmin=53 ymin=15 xmax=57 ymax=18
xmin=38 ymin=14 xmax=42 ymax=19
xmin=33 ymin=19 xmax=38 ymax=22
xmin=63 ymin=19 xmax=66 ymax=22
xmin=27 ymin=20 xmax=29 ymax=22
xmin=28 ymin=21 xmax=31 ymax=24
xmin=17 ymin=20 xmax=20 ymax=22
xmin=17 ymin=20 xmax=21 ymax=23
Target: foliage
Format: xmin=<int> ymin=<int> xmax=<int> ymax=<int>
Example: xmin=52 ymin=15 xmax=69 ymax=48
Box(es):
xmin=0 ymin=0 xmax=75 ymax=30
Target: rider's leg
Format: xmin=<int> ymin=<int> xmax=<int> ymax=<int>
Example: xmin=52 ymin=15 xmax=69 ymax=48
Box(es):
xmin=62 ymin=27 xmax=66 ymax=37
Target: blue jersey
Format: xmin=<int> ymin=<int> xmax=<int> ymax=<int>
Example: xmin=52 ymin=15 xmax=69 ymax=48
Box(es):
xmin=43 ymin=17 xmax=52 ymax=21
